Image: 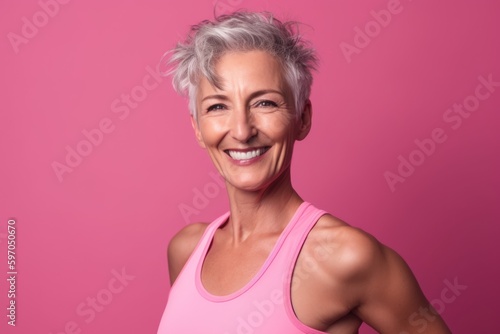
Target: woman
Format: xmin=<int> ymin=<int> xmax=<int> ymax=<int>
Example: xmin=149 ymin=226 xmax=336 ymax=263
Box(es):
xmin=157 ymin=11 xmax=450 ymax=334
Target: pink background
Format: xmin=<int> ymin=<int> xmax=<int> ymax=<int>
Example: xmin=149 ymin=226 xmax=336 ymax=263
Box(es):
xmin=1 ymin=0 xmax=499 ymax=333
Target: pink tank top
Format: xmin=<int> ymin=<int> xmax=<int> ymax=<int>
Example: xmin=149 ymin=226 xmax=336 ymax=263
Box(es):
xmin=157 ymin=201 xmax=329 ymax=334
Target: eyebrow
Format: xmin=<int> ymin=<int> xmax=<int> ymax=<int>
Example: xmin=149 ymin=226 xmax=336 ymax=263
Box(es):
xmin=201 ymin=89 xmax=285 ymax=103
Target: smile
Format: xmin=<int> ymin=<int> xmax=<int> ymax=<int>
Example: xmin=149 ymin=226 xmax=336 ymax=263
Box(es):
xmin=225 ymin=147 xmax=270 ymax=161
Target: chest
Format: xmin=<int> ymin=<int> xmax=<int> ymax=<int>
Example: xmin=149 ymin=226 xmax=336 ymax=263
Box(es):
xmin=198 ymin=232 xmax=361 ymax=333
xmin=200 ymin=234 xmax=276 ymax=296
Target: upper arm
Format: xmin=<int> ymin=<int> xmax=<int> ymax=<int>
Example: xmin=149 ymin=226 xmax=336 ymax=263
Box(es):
xmin=323 ymin=225 xmax=450 ymax=334
xmin=331 ymin=227 xmax=451 ymax=333
xmin=167 ymin=223 xmax=208 ymax=285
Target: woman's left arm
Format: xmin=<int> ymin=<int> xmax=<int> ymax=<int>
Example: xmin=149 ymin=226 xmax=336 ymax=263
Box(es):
xmin=351 ymin=237 xmax=452 ymax=333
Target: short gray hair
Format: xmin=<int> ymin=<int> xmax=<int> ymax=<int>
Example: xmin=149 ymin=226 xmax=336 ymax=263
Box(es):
xmin=163 ymin=11 xmax=318 ymax=118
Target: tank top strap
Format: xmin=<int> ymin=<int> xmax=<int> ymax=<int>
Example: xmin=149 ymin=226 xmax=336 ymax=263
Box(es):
xmin=205 ymin=211 xmax=231 ymax=240
xmin=280 ymin=201 xmax=328 ymax=252
xmin=193 ymin=211 xmax=230 ymax=258
xmin=271 ymin=202 xmax=330 ymax=334
xmin=171 ymin=211 xmax=230 ymax=290
xmin=263 ymin=201 xmax=328 ymax=285
xmin=261 ymin=201 xmax=328 ymax=281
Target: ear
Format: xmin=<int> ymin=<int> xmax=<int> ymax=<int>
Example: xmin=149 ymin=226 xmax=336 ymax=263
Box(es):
xmin=296 ymin=99 xmax=312 ymax=141
xmin=190 ymin=115 xmax=206 ymax=149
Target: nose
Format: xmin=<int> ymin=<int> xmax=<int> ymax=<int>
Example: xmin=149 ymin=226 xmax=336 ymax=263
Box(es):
xmin=229 ymin=106 xmax=257 ymax=142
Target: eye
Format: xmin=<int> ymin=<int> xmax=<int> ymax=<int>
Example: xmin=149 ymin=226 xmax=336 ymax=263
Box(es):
xmin=206 ymin=104 xmax=226 ymax=112
xmin=255 ymin=100 xmax=278 ymax=108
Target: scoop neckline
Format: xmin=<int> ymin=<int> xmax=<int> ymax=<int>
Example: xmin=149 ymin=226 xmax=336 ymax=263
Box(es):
xmin=195 ymin=201 xmax=310 ymax=302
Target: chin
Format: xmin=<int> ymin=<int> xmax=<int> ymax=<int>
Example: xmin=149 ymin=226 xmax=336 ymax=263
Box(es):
xmin=230 ymin=180 xmax=266 ymax=192
xmin=228 ymin=172 xmax=283 ymax=192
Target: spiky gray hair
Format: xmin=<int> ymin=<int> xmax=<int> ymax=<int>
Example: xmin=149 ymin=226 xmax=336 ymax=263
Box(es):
xmin=163 ymin=11 xmax=318 ymax=119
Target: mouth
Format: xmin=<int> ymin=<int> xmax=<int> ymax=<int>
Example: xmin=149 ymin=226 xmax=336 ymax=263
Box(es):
xmin=224 ymin=147 xmax=271 ymax=161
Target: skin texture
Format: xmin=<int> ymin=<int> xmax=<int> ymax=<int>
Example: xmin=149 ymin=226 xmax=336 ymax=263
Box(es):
xmin=167 ymin=51 xmax=451 ymax=333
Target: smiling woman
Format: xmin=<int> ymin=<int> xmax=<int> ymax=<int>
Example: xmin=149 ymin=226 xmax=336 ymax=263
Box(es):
xmin=194 ymin=50 xmax=308 ymax=192
xmin=157 ymin=11 xmax=451 ymax=334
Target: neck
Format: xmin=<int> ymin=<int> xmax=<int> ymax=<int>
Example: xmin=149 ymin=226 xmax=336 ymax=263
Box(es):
xmin=223 ymin=167 xmax=303 ymax=243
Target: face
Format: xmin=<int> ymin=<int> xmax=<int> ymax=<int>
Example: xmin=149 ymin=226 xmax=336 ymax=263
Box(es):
xmin=192 ymin=50 xmax=311 ymax=192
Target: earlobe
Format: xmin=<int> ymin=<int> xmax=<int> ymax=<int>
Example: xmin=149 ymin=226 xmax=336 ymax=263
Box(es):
xmin=190 ymin=115 xmax=206 ymax=149
xmin=296 ymin=100 xmax=312 ymax=141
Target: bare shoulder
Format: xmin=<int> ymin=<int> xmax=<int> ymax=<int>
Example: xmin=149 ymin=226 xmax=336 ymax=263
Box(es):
xmin=305 ymin=214 xmax=451 ymax=332
xmin=305 ymin=214 xmax=406 ymax=286
xmin=167 ymin=222 xmax=209 ymax=285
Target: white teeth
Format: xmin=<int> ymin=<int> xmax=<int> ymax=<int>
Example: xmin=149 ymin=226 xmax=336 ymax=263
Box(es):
xmin=228 ymin=148 xmax=267 ymax=161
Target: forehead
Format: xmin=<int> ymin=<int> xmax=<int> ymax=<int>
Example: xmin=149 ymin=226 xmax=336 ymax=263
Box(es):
xmin=198 ymin=50 xmax=286 ymax=96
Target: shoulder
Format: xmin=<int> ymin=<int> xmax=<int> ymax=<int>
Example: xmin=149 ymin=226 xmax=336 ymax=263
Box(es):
xmin=168 ymin=222 xmax=209 ymax=255
xmin=306 ymin=214 xmax=395 ymax=283
xmin=167 ymin=222 xmax=209 ymax=284
xmin=307 ymin=213 xmax=424 ymax=303
xmin=302 ymin=212 xmax=451 ymax=331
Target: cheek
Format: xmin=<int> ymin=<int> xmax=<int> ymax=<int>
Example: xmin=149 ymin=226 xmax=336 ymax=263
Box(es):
xmin=259 ymin=115 xmax=296 ymax=141
xmin=199 ymin=120 xmax=224 ymax=143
